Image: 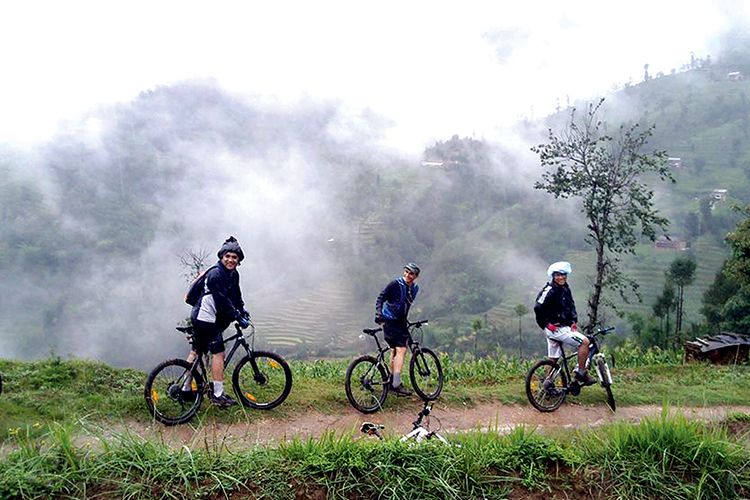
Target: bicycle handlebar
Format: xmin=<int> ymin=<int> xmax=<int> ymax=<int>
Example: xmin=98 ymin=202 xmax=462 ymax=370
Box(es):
xmin=362 ymin=319 xmax=429 ymax=336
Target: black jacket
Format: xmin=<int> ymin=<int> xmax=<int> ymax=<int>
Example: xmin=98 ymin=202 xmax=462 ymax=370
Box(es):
xmin=191 ymin=261 xmax=244 ymax=329
xmin=534 ymin=282 xmax=577 ymax=329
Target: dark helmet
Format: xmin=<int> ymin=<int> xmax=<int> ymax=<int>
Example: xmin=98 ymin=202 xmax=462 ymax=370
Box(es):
xmin=217 ymin=236 xmax=244 ymax=262
xmin=404 ymin=262 xmax=420 ymax=276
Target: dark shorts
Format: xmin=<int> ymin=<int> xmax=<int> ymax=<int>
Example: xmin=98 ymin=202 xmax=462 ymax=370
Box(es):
xmin=191 ymin=319 xmax=225 ymax=354
xmin=383 ymin=320 xmax=409 ymax=348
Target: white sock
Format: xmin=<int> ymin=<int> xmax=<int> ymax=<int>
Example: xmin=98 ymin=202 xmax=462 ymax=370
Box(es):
xmin=213 ymin=381 xmax=223 ymax=397
xmin=393 ymin=373 xmax=402 ymax=387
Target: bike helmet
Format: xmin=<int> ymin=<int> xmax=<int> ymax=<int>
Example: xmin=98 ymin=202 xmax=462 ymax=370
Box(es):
xmin=218 ymin=236 xmax=245 ymax=262
xmin=547 ymin=261 xmax=572 ymax=279
xmin=404 ymin=262 xmax=421 ymax=276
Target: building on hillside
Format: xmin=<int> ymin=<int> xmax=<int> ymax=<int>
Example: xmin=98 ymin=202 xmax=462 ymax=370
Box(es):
xmin=712 ymin=189 xmax=728 ymax=202
xmin=727 ymin=71 xmax=745 ymax=81
xmin=655 ymin=236 xmax=687 ymax=251
xmin=667 ymin=157 xmax=683 ymax=169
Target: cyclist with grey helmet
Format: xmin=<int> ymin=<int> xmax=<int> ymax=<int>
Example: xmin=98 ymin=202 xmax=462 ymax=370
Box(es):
xmin=375 ymin=263 xmax=421 ymax=396
xmin=534 ymin=261 xmax=596 ymax=386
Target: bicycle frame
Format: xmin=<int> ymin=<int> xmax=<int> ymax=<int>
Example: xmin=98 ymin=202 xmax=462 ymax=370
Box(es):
xmin=178 ymin=322 xmax=256 ymax=387
xmin=550 ymin=326 xmax=613 ymax=394
xmin=361 ymin=320 xmax=430 ymax=384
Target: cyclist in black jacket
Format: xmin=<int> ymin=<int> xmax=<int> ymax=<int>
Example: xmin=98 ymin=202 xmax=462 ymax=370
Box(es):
xmin=186 ymin=236 xmax=251 ymax=407
xmin=375 ymin=263 xmax=420 ymax=396
xmin=534 ymin=261 xmax=596 ymax=386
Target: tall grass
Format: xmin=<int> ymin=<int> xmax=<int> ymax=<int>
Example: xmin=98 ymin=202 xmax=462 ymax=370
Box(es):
xmin=2 ymin=411 xmax=748 ymax=499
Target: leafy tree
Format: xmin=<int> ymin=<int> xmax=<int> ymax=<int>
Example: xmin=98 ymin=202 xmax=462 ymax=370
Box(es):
xmin=652 ymin=281 xmax=676 ymax=348
xmin=532 ymin=99 xmax=674 ymax=330
xmin=513 ymin=304 xmax=529 ymax=358
xmin=700 ymin=261 xmax=737 ymax=333
xmin=667 ymin=256 xmax=697 ymax=335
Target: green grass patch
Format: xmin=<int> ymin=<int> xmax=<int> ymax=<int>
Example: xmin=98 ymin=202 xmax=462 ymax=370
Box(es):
xmin=2 ymin=352 xmax=750 ymax=444
xmin=1 ymin=411 xmax=749 ymax=499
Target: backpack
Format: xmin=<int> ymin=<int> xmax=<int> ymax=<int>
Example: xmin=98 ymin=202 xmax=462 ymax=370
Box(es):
xmin=184 ymin=265 xmax=218 ymax=306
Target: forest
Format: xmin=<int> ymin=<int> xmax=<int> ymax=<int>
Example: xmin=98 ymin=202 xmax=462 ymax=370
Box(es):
xmin=2 ymin=52 xmax=750 ymax=368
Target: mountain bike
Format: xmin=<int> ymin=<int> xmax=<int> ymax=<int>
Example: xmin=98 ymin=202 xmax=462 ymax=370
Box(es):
xmin=360 ymin=400 xmax=449 ymax=444
xmin=345 ymin=319 xmax=443 ymax=413
xmin=525 ymin=326 xmax=615 ymax=412
xmin=144 ymin=320 xmax=293 ymax=425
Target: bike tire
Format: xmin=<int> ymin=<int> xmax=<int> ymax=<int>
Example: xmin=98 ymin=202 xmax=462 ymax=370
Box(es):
xmin=595 ymin=357 xmax=616 ymax=412
xmin=345 ymin=355 xmax=388 ymax=414
xmin=232 ymin=351 xmax=293 ymax=409
xmin=525 ymin=359 xmax=568 ymax=412
xmin=144 ymin=358 xmax=204 ymax=426
xmin=409 ymin=347 xmax=444 ymax=401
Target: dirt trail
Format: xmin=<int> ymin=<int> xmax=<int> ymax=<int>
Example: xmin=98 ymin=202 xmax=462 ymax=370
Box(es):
xmin=95 ymin=402 xmax=750 ymax=449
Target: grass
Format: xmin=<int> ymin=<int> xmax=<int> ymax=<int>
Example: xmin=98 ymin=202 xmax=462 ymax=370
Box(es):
xmin=2 ymin=351 xmax=750 ymax=443
xmin=1 ymin=411 xmax=748 ymax=499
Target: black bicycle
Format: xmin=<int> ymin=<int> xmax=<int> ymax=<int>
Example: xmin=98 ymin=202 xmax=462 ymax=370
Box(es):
xmin=144 ymin=320 xmax=293 ymax=425
xmin=525 ymin=326 xmax=615 ymax=412
xmin=345 ymin=319 xmax=443 ymax=413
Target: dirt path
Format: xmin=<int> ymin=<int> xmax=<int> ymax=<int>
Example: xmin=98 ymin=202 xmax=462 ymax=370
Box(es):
xmin=93 ymin=402 xmax=750 ymax=449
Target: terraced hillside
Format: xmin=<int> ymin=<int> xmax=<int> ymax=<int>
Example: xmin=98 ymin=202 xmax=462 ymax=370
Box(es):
xmin=250 ymin=277 xmax=371 ymax=357
xmin=482 ymin=235 xmax=728 ymax=336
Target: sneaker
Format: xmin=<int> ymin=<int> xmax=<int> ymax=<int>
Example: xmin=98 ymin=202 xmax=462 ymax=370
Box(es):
xmin=210 ymin=393 xmax=238 ymax=407
xmin=390 ymin=384 xmax=413 ymax=397
xmin=575 ymin=370 xmax=597 ymax=386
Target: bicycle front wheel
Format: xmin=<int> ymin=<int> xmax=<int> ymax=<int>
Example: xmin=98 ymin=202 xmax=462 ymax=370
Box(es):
xmin=144 ymin=358 xmax=204 ymax=426
xmin=232 ymin=351 xmax=293 ymax=409
xmin=345 ymin=355 xmax=388 ymax=414
xmin=595 ymin=357 xmax=616 ymax=412
xmin=526 ymin=359 xmax=568 ymax=412
xmin=409 ymin=347 xmax=443 ymax=400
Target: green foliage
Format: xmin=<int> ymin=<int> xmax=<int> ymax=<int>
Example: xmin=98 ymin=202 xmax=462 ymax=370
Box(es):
xmin=533 ymin=99 xmax=675 ymax=329
xmin=1 ymin=411 xmax=748 ymax=499
xmin=579 ymin=409 xmax=750 ymax=499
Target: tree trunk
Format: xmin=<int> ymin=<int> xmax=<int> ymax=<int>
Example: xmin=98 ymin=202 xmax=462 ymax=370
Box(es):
xmin=675 ymin=285 xmax=684 ymax=334
xmin=587 ymin=241 xmax=605 ymax=332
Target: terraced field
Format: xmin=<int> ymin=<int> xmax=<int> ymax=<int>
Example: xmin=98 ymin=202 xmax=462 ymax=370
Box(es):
xmin=250 ymin=277 xmax=371 ymax=356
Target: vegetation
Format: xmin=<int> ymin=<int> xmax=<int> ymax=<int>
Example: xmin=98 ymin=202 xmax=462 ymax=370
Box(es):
xmin=1 ymin=407 xmax=748 ymax=499
xmin=532 ymin=98 xmax=674 ymax=331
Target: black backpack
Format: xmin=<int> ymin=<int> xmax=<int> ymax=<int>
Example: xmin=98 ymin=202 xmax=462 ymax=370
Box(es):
xmin=184 ymin=265 xmax=218 ymax=306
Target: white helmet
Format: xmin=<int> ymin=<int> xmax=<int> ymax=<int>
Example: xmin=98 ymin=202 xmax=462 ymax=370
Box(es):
xmin=547 ymin=261 xmax=572 ymax=279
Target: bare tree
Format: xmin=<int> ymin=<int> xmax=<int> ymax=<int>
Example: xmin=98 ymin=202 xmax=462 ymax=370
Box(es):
xmin=179 ymin=247 xmax=211 ymax=283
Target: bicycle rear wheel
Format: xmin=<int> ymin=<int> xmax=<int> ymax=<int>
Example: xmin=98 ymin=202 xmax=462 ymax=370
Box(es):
xmin=232 ymin=351 xmax=293 ymax=409
xmin=526 ymin=359 xmax=568 ymax=412
xmin=345 ymin=355 xmax=388 ymax=414
xmin=409 ymin=347 xmax=443 ymax=400
xmin=144 ymin=358 xmax=204 ymax=425
xmin=595 ymin=357 xmax=616 ymax=412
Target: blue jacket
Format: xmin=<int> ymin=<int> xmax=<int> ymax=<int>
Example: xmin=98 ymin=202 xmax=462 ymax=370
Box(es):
xmin=376 ymin=278 xmax=419 ymax=322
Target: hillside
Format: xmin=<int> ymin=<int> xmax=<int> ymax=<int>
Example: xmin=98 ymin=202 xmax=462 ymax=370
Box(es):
xmin=1 ymin=66 xmax=749 ymax=365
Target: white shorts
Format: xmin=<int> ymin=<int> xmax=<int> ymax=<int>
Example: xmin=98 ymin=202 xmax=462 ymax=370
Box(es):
xmin=545 ymin=325 xmax=586 ymax=358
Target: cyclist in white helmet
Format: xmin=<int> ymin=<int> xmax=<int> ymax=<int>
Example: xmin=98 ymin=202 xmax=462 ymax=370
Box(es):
xmin=533 ymin=261 xmax=596 ymax=386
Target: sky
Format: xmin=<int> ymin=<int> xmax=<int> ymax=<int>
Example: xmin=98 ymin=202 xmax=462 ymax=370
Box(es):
xmin=0 ymin=1 xmax=745 ymax=153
